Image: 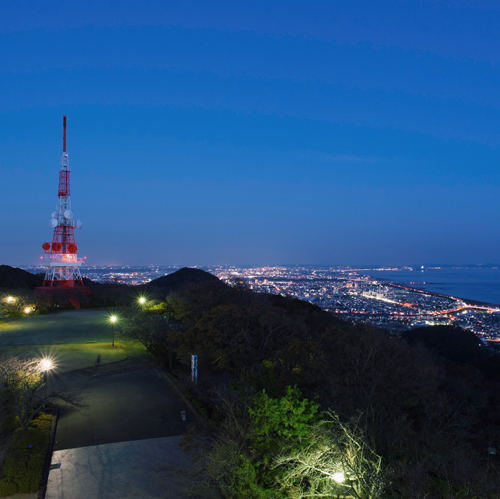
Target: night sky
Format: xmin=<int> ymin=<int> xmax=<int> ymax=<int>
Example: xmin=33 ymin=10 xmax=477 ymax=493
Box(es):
xmin=1 ymin=1 xmax=500 ymax=266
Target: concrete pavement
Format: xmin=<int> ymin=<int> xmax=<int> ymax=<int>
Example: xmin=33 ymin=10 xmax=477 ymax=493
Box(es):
xmin=46 ymin=436 xmax=192 ymax=499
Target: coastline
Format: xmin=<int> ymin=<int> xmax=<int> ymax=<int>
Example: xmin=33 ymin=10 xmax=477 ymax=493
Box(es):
xmin=377 ymin=279 xmax=500 ymax=308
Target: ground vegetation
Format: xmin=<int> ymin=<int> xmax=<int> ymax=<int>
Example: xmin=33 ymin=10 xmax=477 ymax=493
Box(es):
xmin=121 ymin=272 xmax=500 ymax=498
xmin=0 ymin=356 xmax=84 ymax=431
xmin=0 ymin=413 xmax=52 ymax=496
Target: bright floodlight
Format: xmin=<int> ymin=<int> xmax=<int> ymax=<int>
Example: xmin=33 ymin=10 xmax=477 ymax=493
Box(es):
xmin=138 ymin=297 xmax=146 ymax=305
xmin=110 ymin=315 xmax=117 ymax=323
xmin=40 ymin=359 xmax=53 ymax=371
xmin=6 ymin=296 xmax=15 ymax=303
xmin=24 ymin=307 xmax=32 ymax=314
xmin=332 ymin=472 xmax=345 ymax=484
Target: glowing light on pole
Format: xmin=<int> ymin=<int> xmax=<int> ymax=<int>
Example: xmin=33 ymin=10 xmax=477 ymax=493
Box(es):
xmin=6 ymin=296 xmax=15 ymax=303
xmin=24 ymin=307 xmax=32 ymax=314
xmin=40 ymin=359 xmax=53 ymax=371
xmin=40 ymin=358 xmax=54 ymax=399
xmin=109 ymin=315 xmax=117 ymax=347
xmin=138 ymin=297 xmax=146 ymax=306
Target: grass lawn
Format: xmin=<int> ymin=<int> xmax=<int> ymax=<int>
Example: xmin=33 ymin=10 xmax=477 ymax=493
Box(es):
xmin=0 ymin=310 xmax=147 ymax=370
xmin=0 ymin=320 xmax=18 ymax=331
xmin=0 ymin=341 xmax=147 ymax=372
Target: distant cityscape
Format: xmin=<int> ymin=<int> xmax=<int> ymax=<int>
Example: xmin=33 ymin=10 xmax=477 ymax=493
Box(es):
xmin=21 ymin=264 xmax=500 ymax=345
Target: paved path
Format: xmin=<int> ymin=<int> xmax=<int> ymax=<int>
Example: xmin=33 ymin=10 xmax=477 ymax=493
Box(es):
xmin=46 ymin=436 xmax=191 ymax=499
xmin=54 ymin=368 xmax=192 ymax=450
xmin=0 ymin=310 xmax=196 ymax=497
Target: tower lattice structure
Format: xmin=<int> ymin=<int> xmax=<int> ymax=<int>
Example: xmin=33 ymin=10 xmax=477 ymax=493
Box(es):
xmin=37 ymin=116 xmax=89 ymax=307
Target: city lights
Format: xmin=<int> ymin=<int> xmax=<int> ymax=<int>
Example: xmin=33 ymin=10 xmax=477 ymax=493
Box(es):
xmin=16 ymin=264 xmax=500 ymax=342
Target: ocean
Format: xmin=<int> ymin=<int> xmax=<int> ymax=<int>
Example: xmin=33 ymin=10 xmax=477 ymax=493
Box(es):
xmin=359 ymin=267 xmax=500 ymax=306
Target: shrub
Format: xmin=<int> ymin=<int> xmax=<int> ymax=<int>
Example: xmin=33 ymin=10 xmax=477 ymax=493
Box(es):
xmin=29 ymin=413 xmax=52 ymax=431
xmin=0 ymin=480 xmax=16 ymax=496
xmin=5 ymin=310 xmax=23 ymax=318
xmin=2 ymin=449 xmax=44 ymax=493
xmin=0 ymin=416 xmax=20 ymax=436
xmin=0 ymin=414 xmax=52 ymax=497
xmin=184 ymin=390 xmax=209 ymax=418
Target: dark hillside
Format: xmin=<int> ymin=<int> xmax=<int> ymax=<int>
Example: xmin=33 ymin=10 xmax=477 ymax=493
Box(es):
xmin=0 ymin=265 xmax=96 ymax=291
xmin=0 ymin=265 xmax=43 ymax=289
xmin=82 ymin=277 xmax=96 ymax=288
xmin=126 ymin=283 xmax=500 ymax=497
xmin=402 ymin=325 xmax=483 ymax=364
xmin=146 ymin=267 xmax=220 ymax=291
xmin=267 ymin=293 xmax=346 ymax=330
xmin=86 ymin=268 xmax=223 ymax=308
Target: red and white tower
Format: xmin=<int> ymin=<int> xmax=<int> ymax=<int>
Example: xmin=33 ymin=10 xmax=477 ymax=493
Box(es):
xmin=37 ymin=116 xmax=89 ymax=307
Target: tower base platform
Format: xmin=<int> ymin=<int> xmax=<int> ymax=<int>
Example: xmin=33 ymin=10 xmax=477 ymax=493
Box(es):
xmin=35 ymin=286 xmax=91 ymax=309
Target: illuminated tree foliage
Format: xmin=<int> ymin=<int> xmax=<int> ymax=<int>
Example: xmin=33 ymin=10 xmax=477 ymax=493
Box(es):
xmin=0 ymin=356 xmax=83 ymax=431
xmin=273 ymin=412 xmax=387 ymax=499
xmin=175 ymin=386 xmax=388 ymax=499
xmin=0 ymin=358 xmax=45 ymax=431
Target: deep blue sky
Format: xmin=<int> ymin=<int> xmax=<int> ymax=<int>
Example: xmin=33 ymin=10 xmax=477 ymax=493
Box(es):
xmin=2 ymin=0 xmax=500 ymax=266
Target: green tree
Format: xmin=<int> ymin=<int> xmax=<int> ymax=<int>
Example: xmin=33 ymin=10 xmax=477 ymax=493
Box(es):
xmin=249 ymin=385 xmax=320 ymax=458
xmin=183 ymin=386 xmax=321 ymax=499
xmin=174 ymin=387 xmax=389 ymax=499
xmin=273 ymin=412 xmax=388 ymax=499
xmin=0 ymin=356 xmax=83 ymax=431
xmin=232 ymin=386 xmax=322 ymax=498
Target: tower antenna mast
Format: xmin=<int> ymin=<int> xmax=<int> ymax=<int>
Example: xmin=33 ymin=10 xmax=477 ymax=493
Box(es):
xmin=36 ymin=116 xmax=89 ymax=308
xmin=63 ymin=115 xmax=66 ymax=153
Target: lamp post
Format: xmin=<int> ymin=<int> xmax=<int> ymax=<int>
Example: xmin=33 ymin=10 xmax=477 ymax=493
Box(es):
xmin=138 ymin=297 xmax=146 ymax=306
xmin=109 ymin=315 xmax=117 ymax=347
xmin=40 ymin=358 xmax=53 ymax=400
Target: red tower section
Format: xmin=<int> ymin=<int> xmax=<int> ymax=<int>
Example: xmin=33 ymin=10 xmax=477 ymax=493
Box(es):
xmin=36 ymin=116 xmax=90 ymax=308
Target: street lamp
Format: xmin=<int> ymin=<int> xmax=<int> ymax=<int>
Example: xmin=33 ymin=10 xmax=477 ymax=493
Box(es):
xmin=6 ymin=296 xmax=15 ymax=304
xmin=40 ymin=359 xmax=52 ymax=371
xmin=138 ymin=297 xmax=146 ymax=306
xmin=40 ymin=358 xmax=53 ymax=400
xmin=109 ymin=315 xmax=117 ymax=347
xmin=24 ymin=307 xmax=32 ymax=315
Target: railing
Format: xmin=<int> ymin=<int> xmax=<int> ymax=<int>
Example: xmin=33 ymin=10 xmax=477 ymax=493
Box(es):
xmin=47 ymin=255 xmax=84 ymax=264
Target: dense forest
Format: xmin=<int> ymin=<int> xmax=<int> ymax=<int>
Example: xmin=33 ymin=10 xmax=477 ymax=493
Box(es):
xmin=2 ymin=265 xmax=500 ymax=497
xmin=121 ymin=270 xmax=500 ymax=498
